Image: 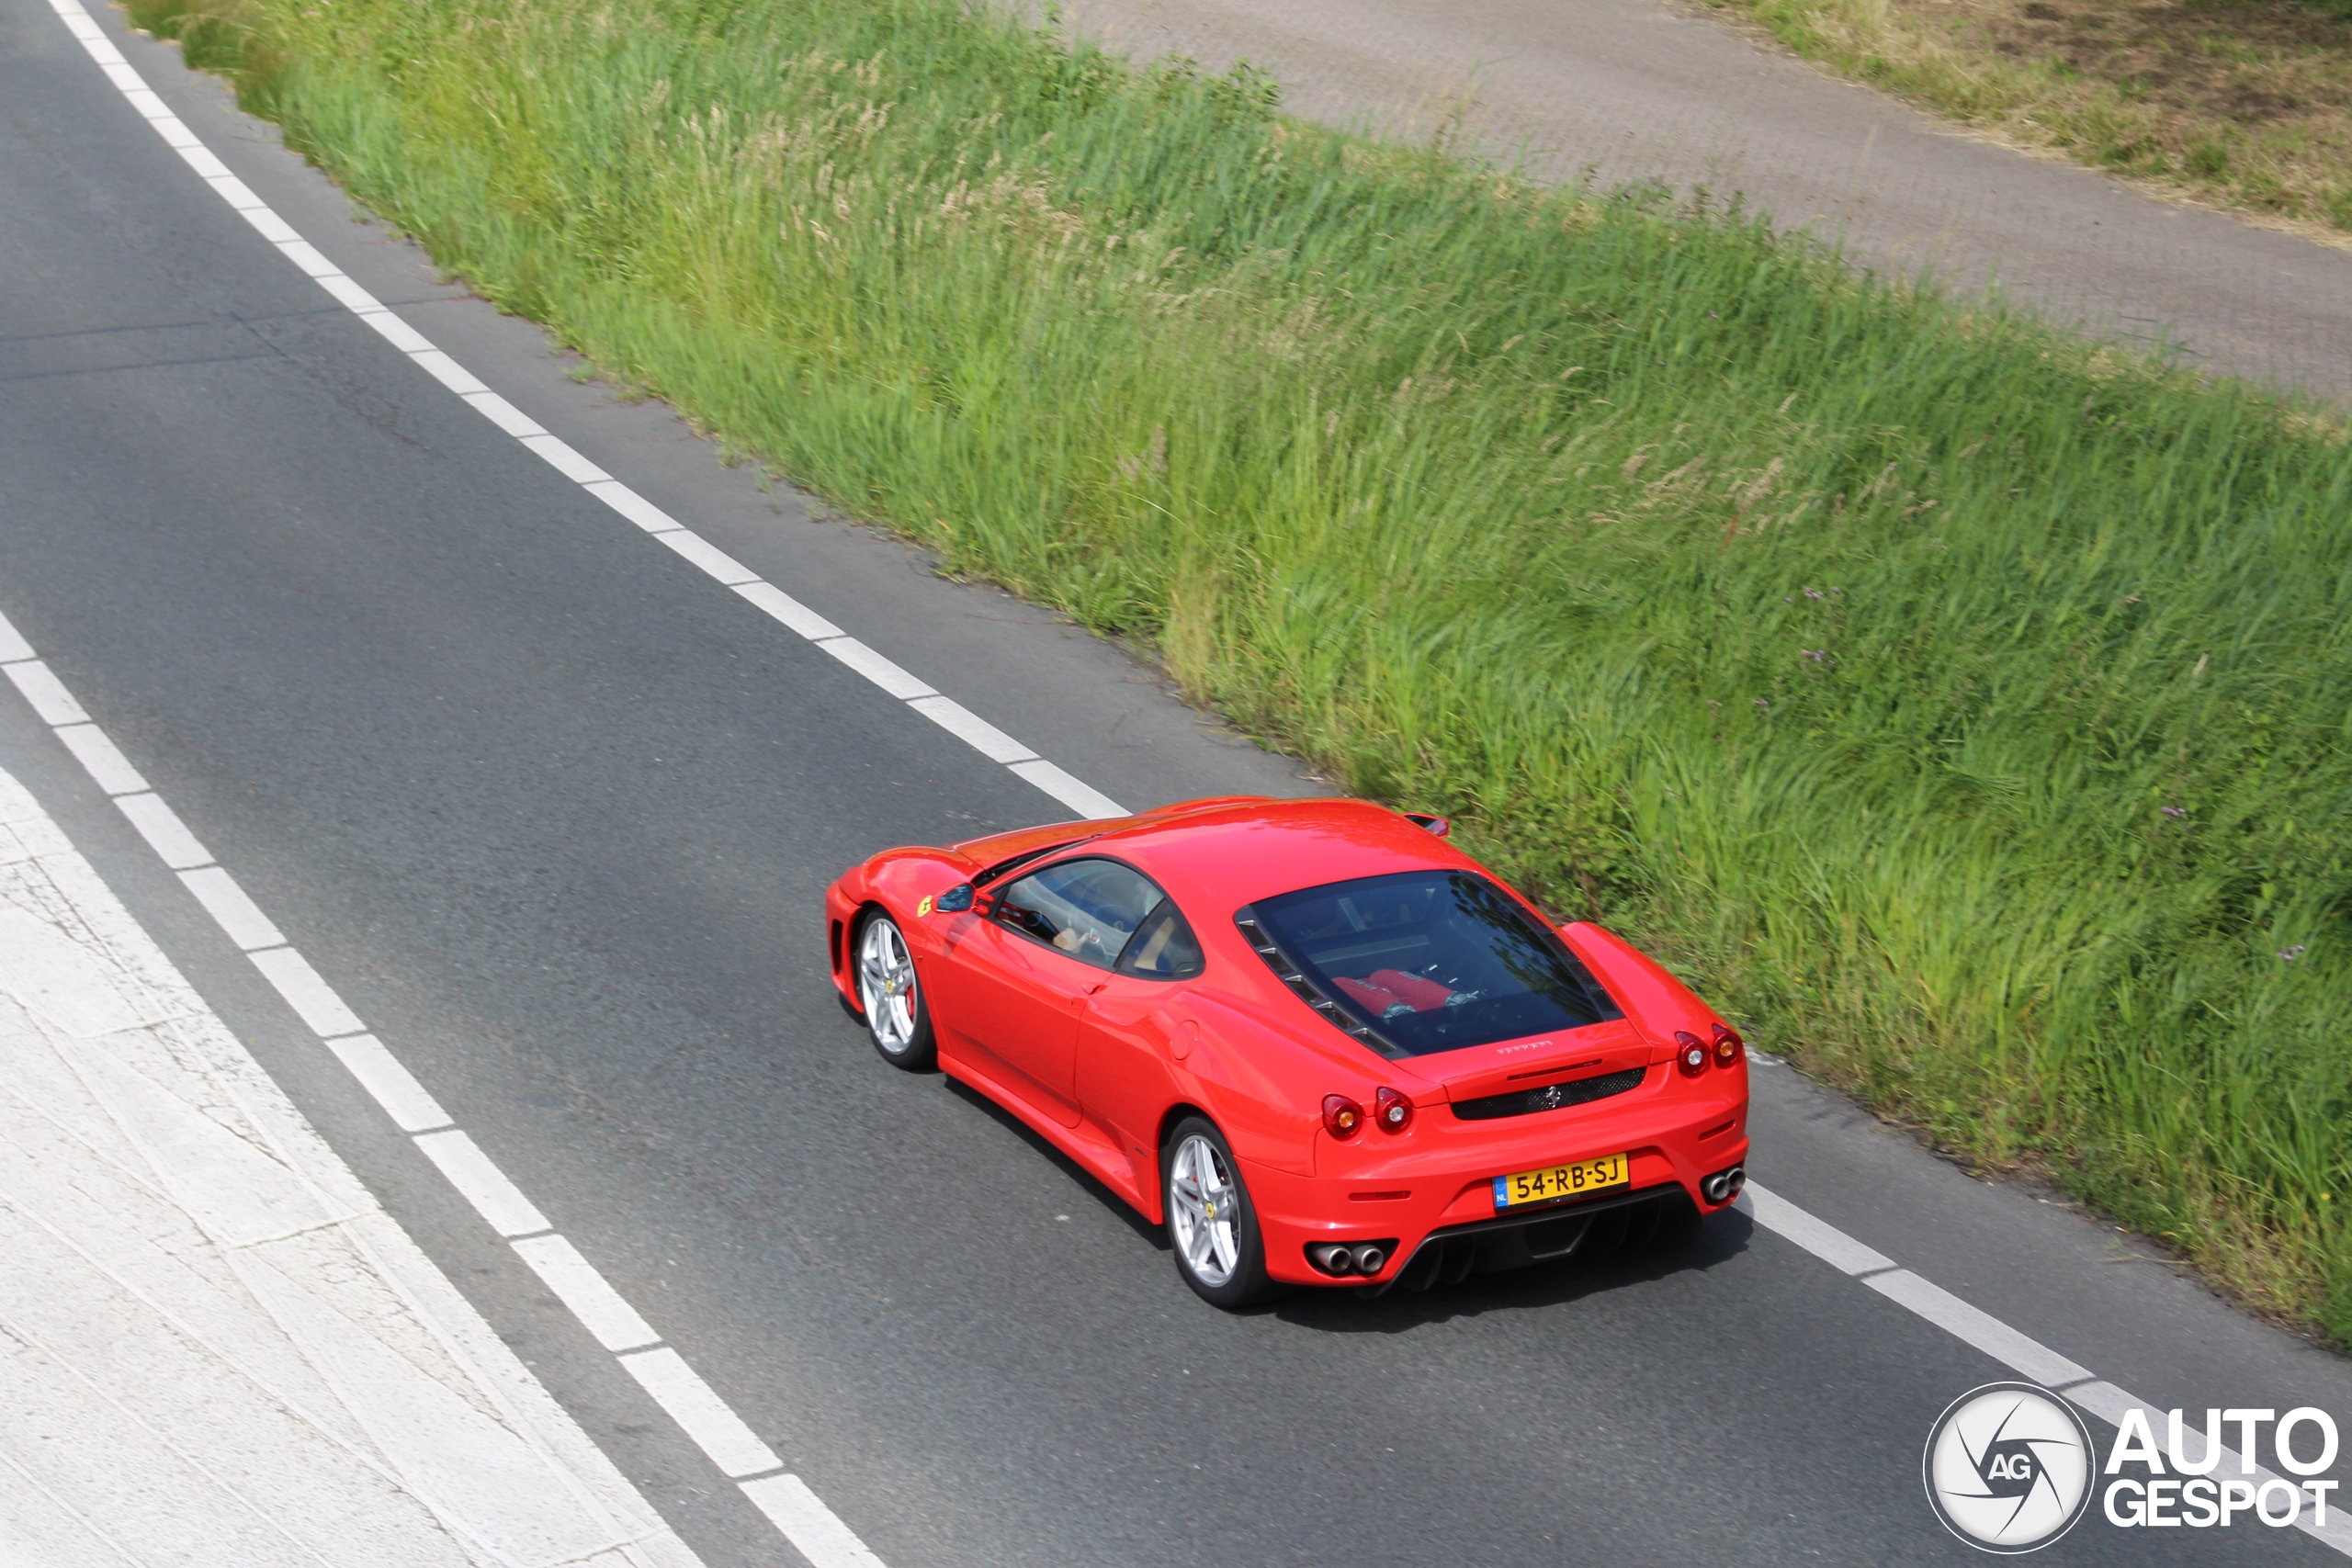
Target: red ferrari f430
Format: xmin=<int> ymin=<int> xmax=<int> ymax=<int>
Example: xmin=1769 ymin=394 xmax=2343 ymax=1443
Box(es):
xmin=825 ymin=796 xmax=1749 ymax=1307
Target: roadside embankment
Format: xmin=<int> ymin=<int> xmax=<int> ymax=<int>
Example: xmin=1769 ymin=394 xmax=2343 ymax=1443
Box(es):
xmin=129 ymin=0 xmax=2352 ymax=1343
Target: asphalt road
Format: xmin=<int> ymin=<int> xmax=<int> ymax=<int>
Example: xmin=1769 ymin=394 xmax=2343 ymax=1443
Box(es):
xmin=1043 ymin=0 xmax=2352 ymax=403
xmin=4 ymin=4 xmax=2350 ymax=1565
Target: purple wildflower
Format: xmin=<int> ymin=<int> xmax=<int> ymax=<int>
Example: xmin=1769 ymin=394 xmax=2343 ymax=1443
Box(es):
xmin=2278 ymin=945 xmax=2307 ymax=962
xmin=2161 ymin=806 xmax=2187 ymax=819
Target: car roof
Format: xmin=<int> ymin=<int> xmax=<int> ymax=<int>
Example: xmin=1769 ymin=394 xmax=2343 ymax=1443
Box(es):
xmin=1085 ymin=796 xmax=1472 ymax=910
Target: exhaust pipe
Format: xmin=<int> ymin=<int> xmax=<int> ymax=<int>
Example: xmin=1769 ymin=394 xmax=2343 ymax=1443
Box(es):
xmin=1702 ymin=1165 xmax=1747 ymax=1204
xmin=1311 ymin=1243 xmax=1357 ymax=1275
xmin=1351 ymin=1244 xmax=1387 ymax=1275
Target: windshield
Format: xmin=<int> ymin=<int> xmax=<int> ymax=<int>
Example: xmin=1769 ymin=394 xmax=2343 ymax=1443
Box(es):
xmin=1243 ymin=871 xmax=1622 ymax=1056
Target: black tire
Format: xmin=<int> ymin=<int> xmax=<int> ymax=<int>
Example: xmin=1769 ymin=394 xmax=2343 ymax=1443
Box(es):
xmin=854 ymin=910 xmax=936 ymax=1071
xmin=1163 ymin=1116 xmax=1283 ymax=1309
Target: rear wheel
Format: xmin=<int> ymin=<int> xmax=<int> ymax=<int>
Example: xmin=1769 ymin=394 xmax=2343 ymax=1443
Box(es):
xmin=1164 ymin=1117 xmax=1282 ymax=1309
xmin=855 ymin=911 xmax=935 ymax=1070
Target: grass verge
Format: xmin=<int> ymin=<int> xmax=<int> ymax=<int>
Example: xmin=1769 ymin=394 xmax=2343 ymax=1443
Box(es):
xmin=127 ymin=0 xmax=2352 ymax=1341
xmin=1710 ymin=0 xmax=2352 ymax=236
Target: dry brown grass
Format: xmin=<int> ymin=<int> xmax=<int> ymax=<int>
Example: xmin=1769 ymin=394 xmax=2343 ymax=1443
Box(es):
xmin=1713 ymin=0 xmax=2352 ymax=232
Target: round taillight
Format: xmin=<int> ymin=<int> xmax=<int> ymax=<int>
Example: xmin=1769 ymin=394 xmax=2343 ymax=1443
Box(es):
xmin=1674 ymin=1032 xmax=1709 ymax=1077
xmin=1712 ymin=1023 xmax=1743 ymax=1067
xmin=1323 ymin=1094 xmax=1365 ymax=1138
xmin=1374 ymin=1086 xmax=1414 ymax=1133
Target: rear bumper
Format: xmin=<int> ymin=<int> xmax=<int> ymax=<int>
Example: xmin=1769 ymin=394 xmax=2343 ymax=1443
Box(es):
xmin=1241 ymin=1081 xmax=1747 ymax=1288
xmin=1373 ymin=1182 xmax=1690 ymax=1293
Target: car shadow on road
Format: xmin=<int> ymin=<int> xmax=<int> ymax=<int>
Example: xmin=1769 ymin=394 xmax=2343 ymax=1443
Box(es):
xmin=936 ymin=1074 xmax=1755 ymax=1325
xmin=1269 ymin=1209 xmax=1756 ymax=1333
xmin=939 ymin=1074 xmax=1170 ymax=1250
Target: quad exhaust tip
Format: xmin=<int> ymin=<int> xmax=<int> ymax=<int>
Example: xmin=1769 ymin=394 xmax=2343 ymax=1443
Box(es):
xmin=1702 ymin=1165 xmax=1747 ymax=1204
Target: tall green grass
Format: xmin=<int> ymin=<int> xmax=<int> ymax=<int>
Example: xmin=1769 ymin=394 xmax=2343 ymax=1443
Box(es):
xmin=134 ymin=0 xmax=2352 ymax=1337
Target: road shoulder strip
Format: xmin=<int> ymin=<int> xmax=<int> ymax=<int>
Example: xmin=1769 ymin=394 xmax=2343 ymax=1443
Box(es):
xmin=0 ymin=760 xmax=702 ymax=1568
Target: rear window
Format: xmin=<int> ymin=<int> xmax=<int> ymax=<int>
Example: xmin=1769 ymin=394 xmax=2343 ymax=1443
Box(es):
xmin=1241 ymin=871 xmax=1622 ymax=1056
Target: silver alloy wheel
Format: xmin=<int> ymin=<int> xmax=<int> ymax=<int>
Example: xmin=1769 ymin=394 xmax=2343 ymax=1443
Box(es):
xmin=858 ymin=918 xmax=920 ymax=1054
xmin=1168 ymin=1133 xmax=1240 ymax=1287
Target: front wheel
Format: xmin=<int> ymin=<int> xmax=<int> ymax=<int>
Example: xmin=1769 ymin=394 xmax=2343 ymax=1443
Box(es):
xmin=855 ymin=912 xmax=935 ymax=1070
xmin=1164 ymin=1117 xmax=1282 ymax=1309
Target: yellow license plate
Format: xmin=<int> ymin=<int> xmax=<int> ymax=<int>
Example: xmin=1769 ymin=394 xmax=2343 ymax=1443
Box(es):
xmin=1493 ymin=1152 xmax=1629 ymax=1209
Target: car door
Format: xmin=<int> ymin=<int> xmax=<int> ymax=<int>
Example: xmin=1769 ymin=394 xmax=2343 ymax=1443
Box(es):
xmin=1074 ymin=895 xmax=1206 ymax=1196
xmin=934 ymin=858 xmax=1166 ymax=1129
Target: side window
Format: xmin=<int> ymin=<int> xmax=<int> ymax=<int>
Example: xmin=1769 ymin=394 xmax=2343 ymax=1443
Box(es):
xmin=1116 ymin=900 xmax=1204 ymax=979
xmin=993 ymin=859 xmax=1166 ymax=972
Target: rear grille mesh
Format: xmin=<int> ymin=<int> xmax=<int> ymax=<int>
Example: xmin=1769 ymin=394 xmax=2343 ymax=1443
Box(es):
xmin=1450 ymin=1066 xmax=1645 ymax=1121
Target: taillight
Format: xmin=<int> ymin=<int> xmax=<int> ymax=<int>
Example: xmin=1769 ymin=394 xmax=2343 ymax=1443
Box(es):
xmin=1322 ymin=1094 xmax=1365 ymax=1138
xmin=1374 ymin=1086 xmax=1414 ymax=1133
xmin=1674 ymin=1032 xmax=1709 ymax=1077
xmin=1712 ymin=1023 xmax=1743 ymax=1068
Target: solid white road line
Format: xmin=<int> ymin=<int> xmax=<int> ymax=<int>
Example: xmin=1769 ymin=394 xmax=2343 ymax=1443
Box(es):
xmin=906 ymin=695 xmax=1037 ymax=765
xmin=1862 ymin=1268 xmax=2093 ymax=1388
xmin=51 ymin=724 xmax=148 ymax=795
xmin=617 ymin=1349 xmax=785 ymax=1479
xmin=1 ymin=582 xmax=888 ymax=1562
xmin=4 ymin=660 xmax=89 ymax=726
xmin=40 ymin=0 xmax=1131 ymax=829
xmin=413 ymin=1130 xmax=556 ymax=1240
xmin=176 ymin=865 xmax=288 ymax=951
xmin=815 ymin=637 xmax=936 ymax=701
xmin=112 ymin=791 xmax=212 ymax=869
xmin=322 ymin=1035 xmax=453 ymax=1134
xmin=512 ymin=1235 xmax=662 ymax=1353
xmin=654 ymin=530 xmax=762 ymax=587
xmin=741 ymin=1474 xmax=891 ymax=1568
xmin=245 ymin=946 xmax=367 ymax=1038
xmin=734 ymin=581 xmax=846 ymax=640
xmin=1739 ymin=1180 xmax=1895 ymax=1276
xmin=1007 ymin=760 xmax=1127 ymax=822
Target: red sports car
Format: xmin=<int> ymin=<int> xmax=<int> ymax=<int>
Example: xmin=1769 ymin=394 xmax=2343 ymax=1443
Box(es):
xmin=825 ymin=795 xmax=1749 ymax=1307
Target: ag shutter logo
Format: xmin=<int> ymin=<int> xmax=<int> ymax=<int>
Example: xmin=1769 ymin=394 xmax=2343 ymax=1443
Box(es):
xmin=1923 ymin=1382 xmax=2097 ymax=1553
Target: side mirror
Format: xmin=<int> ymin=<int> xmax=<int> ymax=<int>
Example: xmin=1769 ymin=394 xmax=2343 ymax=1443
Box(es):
xmin=934 ymin=884 xmax=975 ymax=913
xmin=1403 ymin=811 xmax=1451 ymax=839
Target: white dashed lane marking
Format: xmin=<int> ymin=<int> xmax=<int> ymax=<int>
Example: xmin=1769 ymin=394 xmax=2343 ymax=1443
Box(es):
xmin=0 ymin=766 xmax=700 ymax=1568
xmin=1741 ymin=1178 xmax=2351 ymax=1553
xmin=1 ymin=587 xmax=888 ymax=1566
